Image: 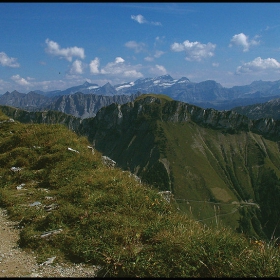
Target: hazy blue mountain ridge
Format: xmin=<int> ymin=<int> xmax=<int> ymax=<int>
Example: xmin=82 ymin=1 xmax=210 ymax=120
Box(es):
xmin=3 ymin=75 xmax=280 ymax=113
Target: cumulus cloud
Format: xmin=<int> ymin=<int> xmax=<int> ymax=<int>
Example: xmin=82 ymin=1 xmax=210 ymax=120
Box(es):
xmin=171 ymin=40 xmax=216 ymax=61
xmin=11 ymin=74 xmax=31 ymax=86
xmin=7 ymin=74 xmax=87 ymax=93
xmin=115 ymin=57 xmax=125 ymax=63
xmin=131 ymin=14 xmax=147 ymax=24
xmin=123 ymin=70 xmax=143 ymax=78
xmin=144 ymin=50 xmax=164 ymax=62
xmin=0 ymin=52 xmax=20 ymax=67
xmin=229 ymin=33 xmax=259 ymax=52
xmin=154 ymin=50 xmax=165 ymax=58
xmin=89 ymin=57 xmax=100 ymax=74
xmin=236 ymin=57 xmax=280 ymax=74
xmin=45 ymin=39 xmax=85 ymax=62
xmin=131 ymin=14 xmax=162 ymax=26
xmin=100 ymin=57 xmax=125 ymax=75
xmin=70 ymin=60 xmax=84 ymax=74
xmin=99 ymin=57 xmax=143 ymax=79
xmin=125 ymin=41 xmax=146 ymax=53
xmin=149 ymin=64 xmax=167 ymax=75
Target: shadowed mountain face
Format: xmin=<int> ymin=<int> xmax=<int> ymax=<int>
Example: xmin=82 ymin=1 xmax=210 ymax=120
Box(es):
xmin=2 ymin=95 xmax=280 ymax=239
xmin=232 ymin=98 xmax=280 ymax=120
xmin=47 ymin=92 xmax=140 ymax=119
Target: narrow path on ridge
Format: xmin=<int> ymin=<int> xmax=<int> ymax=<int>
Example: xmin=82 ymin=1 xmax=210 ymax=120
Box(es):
xmin=0 ymin=208 xmax=99 ymax=277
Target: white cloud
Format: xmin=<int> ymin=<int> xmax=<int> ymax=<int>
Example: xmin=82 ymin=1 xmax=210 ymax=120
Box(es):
xmin=70 ymin=60 xmax=84 ymax=74
xmin=100 ymin=57 xmax=126 ymax=75
xmin=131 ymin=14 xmax=162 ymax=26
xmin=236 ymin=57 xmax=280 ymax=74
xmin=34 ymin=79 xmax=75 ymax=92
xmin=171 ymin=40 xmax=216 ymax=61
xmin=115 ymin=57 xmax=125 ymax=64
xmin=154 ymin=36 xmax=165 ymax=47
xmin=99 ymin=57 xmax=143 ymax=78
xmin=171 ymin=42 xmax=185 ymax=52
xmin=229 ymin=33 xmax=259 ymax=52
xmin=144 ymin=50 xmax=164 ymax=61
xmin=154 ymin=50 xmax=165 ymax=58
xmin=149 ymin=64 xmax=167 ymax=75
xmin=89 ymin=57 xmax=100 ymax=74
xmin=125 ymin=41 xmax=146 ymax=53
xmin=11 ymin=74 xmax=31 ymax=86
xmin=145 ymin=56 xmax=154 ymax=62
xmin=123 ymin=70 xmax=143 ymax=78
xmin=261 ymin=25 xmax=280 ymax=32
xmin=151 ymin=21 xmax=162 ymax=26
xmin=131 ymin=14 xmax=146 ymax=24
xmin=0 ymin=52 xmax=20 ymax=67
xmin=34 ymin=80 xmax=52 ymax=90
xmin=212 ymin=62 xmax=219 ymax=67
xmin=45 ymin=39 xmax=85 ymax=62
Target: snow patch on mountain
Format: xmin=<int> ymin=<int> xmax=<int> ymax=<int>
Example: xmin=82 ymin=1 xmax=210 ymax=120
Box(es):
xmin=87 ymin=86 xmax=99 ymax=90
xmin=115 ymin=84 xmax=133 ymax=91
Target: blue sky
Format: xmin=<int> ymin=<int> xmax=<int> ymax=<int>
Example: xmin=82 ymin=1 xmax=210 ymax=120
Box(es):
xmin=1 ymin=2 xmax=280 ymax=94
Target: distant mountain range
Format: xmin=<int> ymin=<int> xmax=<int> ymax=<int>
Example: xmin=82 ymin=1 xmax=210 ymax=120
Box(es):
xmin=2 ymin=74 xmax=280 ymax=116
xmin=0 ymin=90 xmax=140 ymax=119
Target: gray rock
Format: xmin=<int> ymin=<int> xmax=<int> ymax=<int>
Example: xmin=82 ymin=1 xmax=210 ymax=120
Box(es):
xmin=10 ymin=167 xmax=22 ymax=172
xmin=101 ymin=156 xmax=116 ymax=168
xmin=29 ymin=201 xmax=41 ymax=207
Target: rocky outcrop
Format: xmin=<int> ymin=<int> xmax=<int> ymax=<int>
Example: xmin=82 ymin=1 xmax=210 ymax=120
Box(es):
xmin=47 ymin=92 xmax=139 ymax=119
xmin=232 ymin=98 xmax=280 ymax=120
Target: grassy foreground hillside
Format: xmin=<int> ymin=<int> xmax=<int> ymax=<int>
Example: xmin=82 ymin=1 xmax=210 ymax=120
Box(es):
xmin=1 ymin=111 xmax=280 ymax=277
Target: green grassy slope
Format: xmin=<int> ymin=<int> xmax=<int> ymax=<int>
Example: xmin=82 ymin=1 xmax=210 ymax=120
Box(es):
xmin=157 ymin=121 xmax=280 ymax=234
xmin=81 ymin=96 xmax=280 ymax=239
xmin=2 ymin=110 xmax=280 ymax=277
